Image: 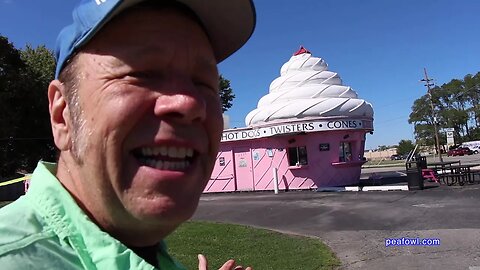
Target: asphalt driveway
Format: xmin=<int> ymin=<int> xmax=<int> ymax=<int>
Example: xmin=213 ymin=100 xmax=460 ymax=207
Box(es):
xmin=193 ymin=184 xmax=480 ymax=269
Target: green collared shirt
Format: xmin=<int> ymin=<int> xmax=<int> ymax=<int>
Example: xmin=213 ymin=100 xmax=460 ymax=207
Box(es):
xmin=0 ymin=162 xmax=186 ymax=270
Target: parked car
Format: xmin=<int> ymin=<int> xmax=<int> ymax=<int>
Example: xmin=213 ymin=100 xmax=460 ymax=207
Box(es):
xmin=390 ymin=154 xmax=403 ymax=160
xmin=461 ymin=147 xmax=475 ymax=155
xmin=447 ymin=147 xmax=474 ymax=157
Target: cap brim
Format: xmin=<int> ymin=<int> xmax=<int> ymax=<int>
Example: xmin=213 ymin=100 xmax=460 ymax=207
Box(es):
xmin=177 ymin=0 xmax=256 ymax=62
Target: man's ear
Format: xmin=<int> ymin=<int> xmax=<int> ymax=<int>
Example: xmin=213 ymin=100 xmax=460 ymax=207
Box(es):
xmin=48 ymin=80 xmax=72 ymax=151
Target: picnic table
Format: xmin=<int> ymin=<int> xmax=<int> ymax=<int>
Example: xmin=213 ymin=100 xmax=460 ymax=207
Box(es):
xmin=444 ymin=163 xmax=480 ymax=186
xmin=426 ymin=162 xmax=480 ymax=186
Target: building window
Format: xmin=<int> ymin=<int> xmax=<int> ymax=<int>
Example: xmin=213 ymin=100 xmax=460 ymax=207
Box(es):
xmin=339 ymin=142 xmax=352 ymax=162
xmin=288 ymin=146 xmax=308 ymax=166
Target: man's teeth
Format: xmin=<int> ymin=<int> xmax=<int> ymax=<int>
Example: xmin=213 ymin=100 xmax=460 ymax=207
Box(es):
xmin=138 ymin=146 xmax=194 ymax=170
xmin=141 ymin=146 xmax=194 ymax=159
xmin=144 ymin=159 xmax=190 ymax=170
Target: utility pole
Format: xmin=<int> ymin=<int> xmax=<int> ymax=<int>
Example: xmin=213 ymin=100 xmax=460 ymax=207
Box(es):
xmin=421 ymin=68 xmax=443 ymax=162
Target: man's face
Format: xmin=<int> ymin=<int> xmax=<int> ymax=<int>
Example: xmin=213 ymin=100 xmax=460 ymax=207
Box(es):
xmin=65 ymin=7 xmax=222 ymax=237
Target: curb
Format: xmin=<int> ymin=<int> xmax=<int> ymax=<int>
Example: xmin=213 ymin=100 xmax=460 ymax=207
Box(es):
xmin=316 ymin=185 xmax=409 ymax=192
xmin=362 ymin=185 xmax=409 ymax=191
xmin=316 ymin=187 xmax=360 ymax=192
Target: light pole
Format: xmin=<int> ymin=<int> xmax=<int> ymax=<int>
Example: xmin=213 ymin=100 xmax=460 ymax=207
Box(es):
xmin=421 ymin=68 xmax=443 ymax=162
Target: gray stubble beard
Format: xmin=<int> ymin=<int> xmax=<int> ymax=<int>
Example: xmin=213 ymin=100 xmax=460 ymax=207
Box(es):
xmin=67 ymin=89 xmax=91 ymax=166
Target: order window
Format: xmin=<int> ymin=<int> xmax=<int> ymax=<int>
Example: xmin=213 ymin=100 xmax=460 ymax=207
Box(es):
xmin=288 ymin=146 xmax=308 ymax=166
xmin=339 ymin=142 xmax=352 ymax=162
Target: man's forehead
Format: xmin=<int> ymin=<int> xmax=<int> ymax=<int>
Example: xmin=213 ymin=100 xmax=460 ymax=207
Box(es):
xmin=78 ymin=9 xmax=217 ymax=72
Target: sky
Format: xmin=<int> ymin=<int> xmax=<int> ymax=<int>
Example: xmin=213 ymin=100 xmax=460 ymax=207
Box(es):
xmin=1 ymin=0 xmax=480 ymax=150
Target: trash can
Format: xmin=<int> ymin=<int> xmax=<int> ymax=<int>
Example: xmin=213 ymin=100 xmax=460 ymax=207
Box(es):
xmin=406 ymin=160 xmax=424 ymax=190
xmin=416 ymin=156 xmax=427 ymax=170
xmin=406 ymin=170 xmax=424 ymax=190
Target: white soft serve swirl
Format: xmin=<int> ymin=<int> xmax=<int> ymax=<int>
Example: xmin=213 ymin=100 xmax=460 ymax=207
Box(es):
xmin=245 ymin=52 xmax=374 ymax=126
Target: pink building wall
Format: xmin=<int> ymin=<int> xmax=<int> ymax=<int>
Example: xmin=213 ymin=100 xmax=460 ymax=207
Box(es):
xmin=205 ymin=127 xmax=369 ymax=193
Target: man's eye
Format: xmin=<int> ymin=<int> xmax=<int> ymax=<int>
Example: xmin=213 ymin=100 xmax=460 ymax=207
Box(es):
xmin=195 ymin=81 xmax=218 ymax=93
xmin=126 ymin=71 xmax=155 ymax=79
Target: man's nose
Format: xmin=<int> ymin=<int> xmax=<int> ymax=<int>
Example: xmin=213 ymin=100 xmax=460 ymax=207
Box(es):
xmin=153 ymin=84 xmax=207 ymax=124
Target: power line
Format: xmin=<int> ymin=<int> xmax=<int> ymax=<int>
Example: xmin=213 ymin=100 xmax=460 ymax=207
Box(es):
xmin=451 ymin=84 xmax=480 ymax=99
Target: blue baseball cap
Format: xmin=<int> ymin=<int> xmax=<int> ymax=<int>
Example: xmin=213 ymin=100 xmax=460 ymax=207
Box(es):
xmin=55 ymin=0 xmax=256 ymax=78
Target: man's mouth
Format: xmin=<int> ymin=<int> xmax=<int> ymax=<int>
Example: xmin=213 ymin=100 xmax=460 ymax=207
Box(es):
xmin=132 ymin=146 xmax=197 ymax=171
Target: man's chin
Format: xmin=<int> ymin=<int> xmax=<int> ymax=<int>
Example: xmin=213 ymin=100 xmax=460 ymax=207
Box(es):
xmin=122 ymin=155 xmax=207 ymax=223
xmin=127 ymin=193 xmax=199 ymax=225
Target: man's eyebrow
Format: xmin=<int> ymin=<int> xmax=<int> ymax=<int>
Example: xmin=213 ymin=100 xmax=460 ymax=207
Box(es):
xmin=109 ymin=45 xmax=218 ymax=73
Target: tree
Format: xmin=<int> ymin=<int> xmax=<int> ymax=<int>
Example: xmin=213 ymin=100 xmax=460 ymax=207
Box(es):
xmin=0 ymin=36 xmax=27 ymax=177
xmin=21 ymin=45 xmax=55 ymax=87
xmin=397 ymin=139 xmax=415 ymax=155
xmin=409 ymin=95 xmax=436 ymax=146
xmin=409 ymin=72 xmax=480 ymax=149
xmin=0 ymin=36 xmax=25 ymax=133
xmin=219 ymin=75 xmax=235 ymax=113
xmin=18 ymin=44 xmax=57 ymax=166
xmin=0 ymin=36 xmax=56 ymax=178
xmin=463 ymin=73 xmax=480 ymax=130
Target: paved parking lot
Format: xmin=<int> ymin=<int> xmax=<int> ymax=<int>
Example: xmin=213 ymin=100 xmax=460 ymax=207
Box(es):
xmin=194 ymin=180 xmax=480 ymax=269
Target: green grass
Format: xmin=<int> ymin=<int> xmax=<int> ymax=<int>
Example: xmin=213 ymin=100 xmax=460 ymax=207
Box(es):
xmin=363 ymin=159 xmax=405 ymax=168
xmin=166 ymin=221 xmax=340 ymax=270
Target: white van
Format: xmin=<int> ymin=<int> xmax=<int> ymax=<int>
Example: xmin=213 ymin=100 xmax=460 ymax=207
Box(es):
xmin=460 ymin=141 xmax=480 ymax=154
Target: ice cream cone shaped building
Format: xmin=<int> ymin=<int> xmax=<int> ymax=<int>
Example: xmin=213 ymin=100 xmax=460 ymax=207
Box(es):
xmin=205 ymin=47 xmax=374 ymax=192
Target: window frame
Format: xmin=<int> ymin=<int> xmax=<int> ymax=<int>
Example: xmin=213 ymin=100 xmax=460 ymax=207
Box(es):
xmin=288 ymin=145 xmax=308 ymax=166
xmin=339 ymin=141 xmax=353 ymax=162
